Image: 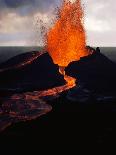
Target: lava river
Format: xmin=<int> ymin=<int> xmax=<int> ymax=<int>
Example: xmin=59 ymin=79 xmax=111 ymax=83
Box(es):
xmin=0 ymin=0 xmax=92 ymax=131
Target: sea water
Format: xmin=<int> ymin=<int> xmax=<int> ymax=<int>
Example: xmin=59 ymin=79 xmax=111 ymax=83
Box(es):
xmin=0 ymin=46 xmax=42 ymax=63
xmin=0 ymin=46 xmax=115 ymax=64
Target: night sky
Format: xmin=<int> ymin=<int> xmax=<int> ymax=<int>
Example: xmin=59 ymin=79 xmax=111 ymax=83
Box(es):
xmin=0 ymin=0 xmax=115 ymax=46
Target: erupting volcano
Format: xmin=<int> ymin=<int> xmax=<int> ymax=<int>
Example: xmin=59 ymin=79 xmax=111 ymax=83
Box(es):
xmin=0 ymin=0 xmax=93 ymax=132
xmin=47 ymin=0 xmax=90 ymax=87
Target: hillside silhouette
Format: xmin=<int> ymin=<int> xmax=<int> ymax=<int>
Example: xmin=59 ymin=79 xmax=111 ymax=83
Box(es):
xmin=66 ymin=51 xmax=116 ymax=93
xmin=0 ymin=52 xmax=65 ymax=94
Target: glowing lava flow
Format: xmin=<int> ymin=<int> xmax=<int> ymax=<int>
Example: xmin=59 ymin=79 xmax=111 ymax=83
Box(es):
xmin=0 ymin=0 xmax=93 ymax=132
xmin=47 ymin=0 xmax=91 ymax=87
xmin=0 ymin=83 xmax=75 ymax=132
xmin=59 ymin=66 xmax=76 ymax=87
xmin=0 ymin=51 xmax=45 ymax=73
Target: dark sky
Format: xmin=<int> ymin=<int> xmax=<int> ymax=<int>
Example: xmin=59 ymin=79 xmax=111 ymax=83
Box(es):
xmin=0 ymin=0 xmax=116 ymax=46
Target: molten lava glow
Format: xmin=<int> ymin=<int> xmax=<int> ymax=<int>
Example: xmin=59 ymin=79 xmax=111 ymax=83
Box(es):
xmin=0 ymin=51 xmax=45 ymax=73
xmin=47 ymin=0 xmax=89 ymax=67
xmin=59 ymin=66 xmax=76 ymax=87
xmin=47 ymin=0 xmax=90 ymax=87
xmin=0 ymin=0 xmax=93 ymax=132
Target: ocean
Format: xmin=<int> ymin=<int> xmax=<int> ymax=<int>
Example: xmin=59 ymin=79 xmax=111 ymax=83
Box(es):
xmin=0 ymin=46 xmax=43 ymax=64
xmin=0 ymin=46 xmax=115 ymax=63
xmin=100 ymin=47 xmax=116 ymax=63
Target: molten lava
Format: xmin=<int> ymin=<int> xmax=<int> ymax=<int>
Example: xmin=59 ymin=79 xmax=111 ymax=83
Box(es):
xmin=59 ymin=66 xmax=76 ymax=87
xmin=47 ymin=0 xmax=90 ymax=87
xmin=0 ymin=0 xmax=93 ymax=132
xmin=0 ymin=51 xmax=45 ymax=73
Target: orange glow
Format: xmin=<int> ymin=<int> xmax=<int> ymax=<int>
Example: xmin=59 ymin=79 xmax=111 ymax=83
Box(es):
xmin=59 ymin=66 xmax=76 ymax=87
xmin=47 ymin=0 xmax=89 ymax=67
xmin=0 ymin=0 xmax=95 ymax=132
xmin=47 ymin=0 xmax=90 ymax=87
xmin=0 ymin=51 xmax=45 ymax=73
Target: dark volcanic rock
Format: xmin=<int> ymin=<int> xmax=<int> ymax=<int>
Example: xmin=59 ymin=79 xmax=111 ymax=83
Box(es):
xmin=0 ymin=52 xmax=65 ymax=93
xmin=0 ymin=52 xmax=64 ymax=131
xmin=66 ymin=51 xmax=116 ymax=93
xmin=0 ymin=98 xmax=52 ymax=132
xmin=0 ymin=51 xmax=39 ymax=69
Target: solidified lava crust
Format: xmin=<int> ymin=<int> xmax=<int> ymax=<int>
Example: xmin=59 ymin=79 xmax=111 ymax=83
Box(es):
xmin=0 ymin=97 xmax=52 ymax=132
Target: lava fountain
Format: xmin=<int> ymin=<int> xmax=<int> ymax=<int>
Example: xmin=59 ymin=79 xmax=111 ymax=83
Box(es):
xmin=0 ymin=0 xmax=93 ymax=132
xmin=47 ymin=0 xmax=90 ymax=87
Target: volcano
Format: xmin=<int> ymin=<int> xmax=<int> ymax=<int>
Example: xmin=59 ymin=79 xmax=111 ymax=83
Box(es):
xmin=0 ymin=51 xmax=65 ymax=132
xmin=0 ymin=1 xmax=116 ymax=147
xmin=0 ymin=49 xmax=116 ymax=132
xmin=0 ymin=51 xmax=65 ymax=93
